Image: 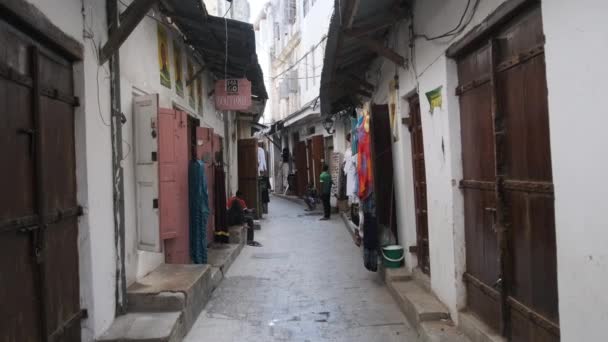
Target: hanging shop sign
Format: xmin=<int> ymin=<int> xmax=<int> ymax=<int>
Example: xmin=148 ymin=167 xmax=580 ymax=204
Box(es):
xmin=215 ymin=79 xmax=252 ymax=111
xmin=425 ymin=86 xmax=443 ymax=114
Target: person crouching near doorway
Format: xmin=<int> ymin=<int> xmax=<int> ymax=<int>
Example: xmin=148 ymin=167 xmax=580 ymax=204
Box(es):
xmin=319 ymin=164 xmax=333 ymax=221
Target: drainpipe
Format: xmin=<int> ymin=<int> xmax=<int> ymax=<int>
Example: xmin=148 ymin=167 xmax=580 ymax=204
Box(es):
xmin=224 ymin=110 xmax=232 ymax=194
xmin=106 ymin=0 xmax=128 ymax=315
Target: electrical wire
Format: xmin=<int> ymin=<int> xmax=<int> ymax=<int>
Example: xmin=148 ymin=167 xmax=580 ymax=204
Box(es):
xmin=223 ymin=2 xmax=233 ymax=81
xmin=415 ymin=0 xmax=480 ymax=41
xmin=272 ymin=35 xmax=328 ymax=79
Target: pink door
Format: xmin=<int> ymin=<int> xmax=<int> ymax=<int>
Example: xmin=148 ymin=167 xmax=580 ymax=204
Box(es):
xmin=159 ymin=108 xmax=189 ymax=264
xmin=196 ymin=127 xmax=215 ymax=243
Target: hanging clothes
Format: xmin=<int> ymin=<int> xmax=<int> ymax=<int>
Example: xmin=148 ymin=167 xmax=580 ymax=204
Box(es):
xmin=213 ymin=164 xmax=229 ymax=243
xmin=362 ymin=211 xmax=379 ymax=272
xmin=189 ymin=160 xmax=210 ymax=264
xmin=357 ymin=114 xmax=373 ymax=201
xmin=343 ymin=148 xmax=358 ymax=204
xmin=351 ymin=116 xmax=359 ymax=155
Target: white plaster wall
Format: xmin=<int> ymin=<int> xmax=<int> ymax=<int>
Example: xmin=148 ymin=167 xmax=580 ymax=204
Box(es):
xmin=118 ymin=10 xmax=225 ymax=286
xmin=299 ymin=0 xmax=332 ymax=105
xmin=542 ymin=1 xmax=608 ymax=340
xmin=25 ymin=0 xmax=117 ymax=339
xmin=364 ymin=0 xmax=509 ymax=321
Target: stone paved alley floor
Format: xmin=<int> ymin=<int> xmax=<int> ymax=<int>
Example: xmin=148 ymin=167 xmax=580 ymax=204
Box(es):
xmin=184 ymin=197 xmax=419 ymax=342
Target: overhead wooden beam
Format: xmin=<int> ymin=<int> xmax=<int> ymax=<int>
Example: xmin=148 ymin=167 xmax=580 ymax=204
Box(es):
xmin=345 ymin=33 xmax=405 ymax=66
xmin=99 ymin=0 xmax=159 ymax=65
xmin=347 ymin=74 xmax=375 ymax=91
xmin=346 ymin=0 xmax=361 ymax=28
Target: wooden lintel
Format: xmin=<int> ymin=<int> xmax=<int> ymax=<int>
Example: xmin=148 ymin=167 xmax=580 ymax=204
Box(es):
xmin=99 ymin=0 xmax=159 ymax=65
xmin=347 ymin=34 xmax=405 ymax=66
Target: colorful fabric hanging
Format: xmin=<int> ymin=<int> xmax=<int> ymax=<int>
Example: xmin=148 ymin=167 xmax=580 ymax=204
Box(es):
xmin=214 ymin=165 xmax=229 ymax=243
xmin=189 ymin=160 xmax=210 ymax=264
xmin=357 ymin=113 xmax=373 ymax=201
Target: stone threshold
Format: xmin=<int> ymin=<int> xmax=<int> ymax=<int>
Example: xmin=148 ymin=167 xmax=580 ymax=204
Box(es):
xmin=384 ymin=266 xmax=472 ymax=342
xmin=98 ymin=226 xmax=247 ymax=342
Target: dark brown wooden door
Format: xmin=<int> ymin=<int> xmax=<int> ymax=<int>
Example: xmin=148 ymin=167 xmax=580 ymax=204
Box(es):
xmin=408 ymin=96 xmax=430 ymax=274
xmin=310 ymin=135 xmax=325 ymax=193
xmin=457 ymin=6 xmax=558 ymax=341
xmin=238 ymin=139 xmax=259 ymax=211
xmin=295 ymin=141 xmax=308 ymax=196
xmin=0 ymin=19 xmax=81 ymax=341
xmin=370 ymin=105 xmax=397 ymax=242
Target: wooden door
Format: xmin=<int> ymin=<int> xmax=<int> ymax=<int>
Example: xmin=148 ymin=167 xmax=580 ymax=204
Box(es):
xmin=457 ymin=5 xmax=558 ymax=340
xmin=370 ymin=105 xmax=397 ymax=242
xmin=295 ymin=141 xmax=308 ymax=196
xmin=408 ymin=95 xmax=430 ymax=274
xmin=0 ymin=20 xmax=82 ymax=341
xmin=238 ymin=139 xmax=259 ymax=211
xmin=159 ymin=109 xmax=189 ymax=264
xmin=310 ymin=135 xmax=325 ymax=193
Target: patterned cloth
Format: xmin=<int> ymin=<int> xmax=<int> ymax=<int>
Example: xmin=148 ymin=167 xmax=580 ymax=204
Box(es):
xmin=357 ymin=115 xmax=373 ymax=201
xmin=189 ymin=160 xmax=210 ymax=264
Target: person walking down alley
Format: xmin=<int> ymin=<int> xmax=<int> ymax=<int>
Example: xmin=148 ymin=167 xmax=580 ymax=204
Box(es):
xmin=320 ymin=164 xmax=333 ymax=220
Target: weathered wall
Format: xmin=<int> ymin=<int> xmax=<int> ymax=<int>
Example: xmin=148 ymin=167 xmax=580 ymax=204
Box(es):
xmin=542 ymin=1 xmax=608 ymax=340
xmin=366 ymin=0 xmax=508 ymax=321
xmin=118 ymin=7 xmax=225 ymax=286
xmin=25 ymin=0 xmax=116 ymax=339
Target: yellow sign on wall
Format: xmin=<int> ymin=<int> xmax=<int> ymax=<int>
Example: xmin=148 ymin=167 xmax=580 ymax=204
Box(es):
xmin=157 ymin=25 xmax=171 ymax=89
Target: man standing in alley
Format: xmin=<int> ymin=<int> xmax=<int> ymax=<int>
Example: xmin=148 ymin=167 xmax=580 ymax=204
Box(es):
xmin=320 ymin=164 xmax=333 ymax=221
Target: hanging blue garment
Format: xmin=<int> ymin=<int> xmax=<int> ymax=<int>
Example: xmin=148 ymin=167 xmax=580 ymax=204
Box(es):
xmin=189 ymin=160 xmax=211 ymax=264
xmin=351 ymin=117 xmax=359 ymax=155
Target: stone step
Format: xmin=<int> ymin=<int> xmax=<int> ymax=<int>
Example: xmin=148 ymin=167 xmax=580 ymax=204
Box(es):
xmin=384 ymin=266 xmax=413 ymax=283
xmin=420 ymin=321 xmax=473 ymax=342
xmin=97 ymin=312 xmax=183 ymax=342
xmin=459 ymin=311 xmax=506 ymax=342
xmin=208 ymin=243 xmax=243 ymax=274
xmin=228 ymin=225 xmax=247 ymax=244
xmin=127 ymin=264 xmax=213 ymax=333
xmin=388 ymin=280 xmax=450 ymax=325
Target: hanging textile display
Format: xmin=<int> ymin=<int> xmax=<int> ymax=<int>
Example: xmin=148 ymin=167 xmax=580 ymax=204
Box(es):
xmin=189 ymin=160 xmax=210 ymax=264
xmin=357 ymin=105 xmax=373 ymax=201
xmin=214 ymin=164 xmax=229 ymax=243
xmin=363 ymin=203 xmax=380 ymax=272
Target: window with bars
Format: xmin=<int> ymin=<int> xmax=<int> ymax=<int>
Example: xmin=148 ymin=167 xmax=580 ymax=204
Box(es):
xmin=284 ymin=0 xmax=297 ymax=24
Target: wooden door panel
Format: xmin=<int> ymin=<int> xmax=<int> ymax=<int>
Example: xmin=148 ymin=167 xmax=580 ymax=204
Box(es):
xmin=295 ymin=141 xmax=307 ymax=196
xmin=159 ymin=109 xmax=189 ymax=263
xmin=310 ymin=135 xmax=325 ymax=193
xmin=0 ymin=78 xmax=35 ymax=220
xmin=134 ymin=95 xmax=161 ymax=252
xmin=0 ymin=232 xmax=41 ymax=342
xmin=238 ymin=139 xmax=258 ymax=210
xmin=500 ymin=57 xmax=552 ymax=181
xmin=460 ymin=84 xmax=495 ymax=181
xmin=409 ymin=96 xmax=430 ymax=273
xmin=1 ymin=18 xmax=81 ymax=342
xmin=459 ymin=5 xmax=558 ymax=340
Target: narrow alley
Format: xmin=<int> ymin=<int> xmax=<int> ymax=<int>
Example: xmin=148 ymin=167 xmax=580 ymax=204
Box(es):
xmin=185 ymin=197 xmax=418 ymax=342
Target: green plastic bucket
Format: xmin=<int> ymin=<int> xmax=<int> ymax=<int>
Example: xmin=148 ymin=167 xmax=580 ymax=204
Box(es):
xmin=382 ymin=245 xmax=404 ymax=268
